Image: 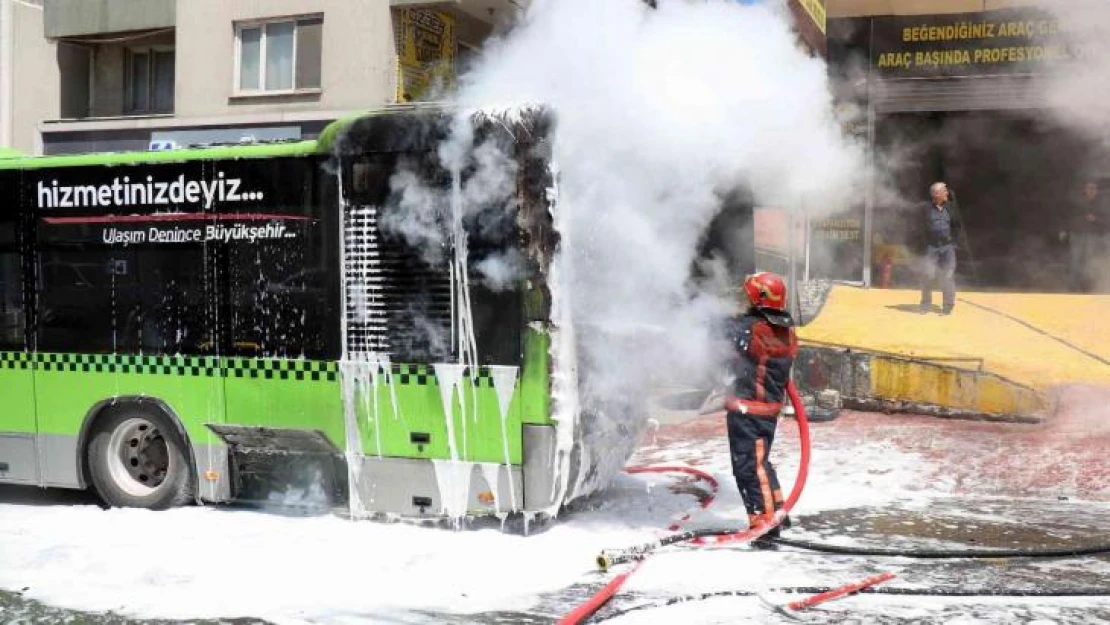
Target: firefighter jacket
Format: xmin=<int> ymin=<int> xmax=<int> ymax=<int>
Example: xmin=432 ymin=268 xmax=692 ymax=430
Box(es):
xmin=727 ymin=309 xmax=799 ymax=417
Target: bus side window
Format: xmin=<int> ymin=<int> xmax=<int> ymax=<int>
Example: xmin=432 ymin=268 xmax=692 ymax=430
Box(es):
xmin=36 ymin=243 xmax=215 ymax=355
xmin=227 ymin=236 xmax=332 ymax=360
xmin=35 ymin=249 xmax=110 ymax=352
xmin=124 ymin=247 xmax=216 ymax=355
xmin=0 ymin=222 xmax=22 ymax=349
xmin=225 ymin=158 xmax=337 ymax=360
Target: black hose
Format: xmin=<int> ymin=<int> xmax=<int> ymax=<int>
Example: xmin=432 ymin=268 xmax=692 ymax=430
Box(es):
xmin=645 ymin=529 xmax=1110 ymax=561
xmin=769 ymin=536 xmax=1110 ymax=559
xmin=589 ymin=585 xmax=1110 ymax=623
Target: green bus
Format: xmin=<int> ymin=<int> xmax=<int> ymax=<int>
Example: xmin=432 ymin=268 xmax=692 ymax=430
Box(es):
xmin=0 ymin=108 xmax=581 ymax=521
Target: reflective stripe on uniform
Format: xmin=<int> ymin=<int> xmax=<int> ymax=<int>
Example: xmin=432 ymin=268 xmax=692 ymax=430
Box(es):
xmin=726 ymin=396 xmax=783 ymax=417
xmin=754 ymin=438 xmax=775 ymax=523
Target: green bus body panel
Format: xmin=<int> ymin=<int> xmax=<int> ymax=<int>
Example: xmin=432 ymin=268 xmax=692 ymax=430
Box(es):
xmin=350 ymin=367 xmax=524 ymax=465
xmin=0 ymin=141 xmax=321 ymax=171
xmin=220 ymin=357 xmax=344 ymax=454
xmin=521 ymin=328 xmax=552 ymax=425
xmin=18 ymin=352 xmax=546 ymax=467
xmin=0 ymin=353 xmax=37 ymax=434
xmin=27 ymin=354 xmax=345 ymax=454
xmin=31 ymin=354 xmax=227 ymax=447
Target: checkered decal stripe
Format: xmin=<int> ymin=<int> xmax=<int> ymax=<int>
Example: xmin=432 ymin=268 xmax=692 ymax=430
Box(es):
xmin=0 ymin=351 xmax=33 ymax=370
xmin=225 ymin=358 xmax=337 ymax=382
xmin=32 ymin=353 xmax=224 ymax=377
xmin=0 ymin=352 xmax=498 ymax=386
xmin=0 ymin=352 xmax=339 ymax=382
xmin=385 ymin=364 xmax=496 ymax=388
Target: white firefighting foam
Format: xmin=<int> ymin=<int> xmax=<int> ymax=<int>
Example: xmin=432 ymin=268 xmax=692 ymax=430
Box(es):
xmin=6 ymin=416 xmax=1108 ymax=624
xmin=446 ymin=0 xmax=864 ymax=515
xmin=489 ymin=364 xmax=521 ymax=513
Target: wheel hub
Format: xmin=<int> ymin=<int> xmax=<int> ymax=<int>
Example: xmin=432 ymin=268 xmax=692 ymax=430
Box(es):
xmin=106 ymin=417 xmax=173 ymax=497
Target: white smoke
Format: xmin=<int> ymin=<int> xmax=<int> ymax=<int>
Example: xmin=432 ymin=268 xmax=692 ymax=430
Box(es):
xmin=1040 ymin=1 xmax=1110 ymax=140
xmin=380 ymin=166 xmax=450 ymax=267
xmin=1036 ymin=1 xmax=1110 ymax=291
xmin=452 ymin=0 xmax=863 ymax=386
xmin=376 ymin=0 xmax=865 ymax=508
xmin=380 ymin=135 xmax=522 ymax=286
xmin=439 ymin=0 xmax=865 ymax=502
xmin=475 ymin=247 xmax=527 ymax=292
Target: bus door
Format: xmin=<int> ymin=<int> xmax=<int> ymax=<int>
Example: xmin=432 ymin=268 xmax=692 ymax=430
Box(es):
xmin=212 ymin=156 xmax=344 ymax=502
xmin=0 ymin=171 xmax=38 ymax=485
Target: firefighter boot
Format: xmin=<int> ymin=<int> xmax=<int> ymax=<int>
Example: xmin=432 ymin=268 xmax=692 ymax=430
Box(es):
xmin=750 ymin=512 xmax=790 ymax=550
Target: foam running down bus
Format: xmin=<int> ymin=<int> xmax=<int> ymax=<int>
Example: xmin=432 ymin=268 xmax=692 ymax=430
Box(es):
xmin=0 ymin=108 xmax=590 ymax=520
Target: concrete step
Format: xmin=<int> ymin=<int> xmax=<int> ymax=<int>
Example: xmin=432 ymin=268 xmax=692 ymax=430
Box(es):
xmin=794 ymin=286 xmax=1110 ymax=422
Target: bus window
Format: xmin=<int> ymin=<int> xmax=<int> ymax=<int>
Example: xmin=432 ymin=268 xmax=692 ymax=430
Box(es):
xmin=36 ymin=244 xmax=215 ymax=355
xmin=0 ymin=222 xmax=22 ymax=349
xmin=225 ymin=158 xmax=338 ymax=360
xmin=227 ymin=244 xmax=333 ymax=359
xmin=36 ymin=249 xmax=115 ymax=352
xmin=123 ymin=245 xmax=216 ymax=354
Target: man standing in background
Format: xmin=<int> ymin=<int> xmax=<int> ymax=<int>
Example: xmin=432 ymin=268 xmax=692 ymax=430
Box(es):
xmin=1061 ymin=180 xmax=1106 ymax=293
xmin=919 ymin=182 xmax=961 ymax=315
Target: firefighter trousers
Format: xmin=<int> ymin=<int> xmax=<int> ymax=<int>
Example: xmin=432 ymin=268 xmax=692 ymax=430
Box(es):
xmin=726 ymin=411 xmax=784 ymax=527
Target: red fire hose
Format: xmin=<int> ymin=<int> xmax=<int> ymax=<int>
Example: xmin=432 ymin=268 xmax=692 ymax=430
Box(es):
xmin=559 ymin=381 xmax=813 ymax=625
xmin=555 ymin=466 xmax=719 ymax=625
xmin=782 ymin=571 xmax=897 ymax=612
xmin=692 ymin=380 xmax=811 ymax=547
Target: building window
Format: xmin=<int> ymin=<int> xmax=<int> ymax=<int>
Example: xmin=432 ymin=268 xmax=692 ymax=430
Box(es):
xmin=125 ymin=48 xmax=175 ymax=114
xmin=236 ymin=16 xmax=323 ymax=94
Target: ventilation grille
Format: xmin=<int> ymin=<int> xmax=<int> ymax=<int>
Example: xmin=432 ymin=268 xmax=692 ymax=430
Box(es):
xmin=342 ymin=204 xmax=453 ymax=361
xmin=874 ymin=75 xmax=1044 ymax=114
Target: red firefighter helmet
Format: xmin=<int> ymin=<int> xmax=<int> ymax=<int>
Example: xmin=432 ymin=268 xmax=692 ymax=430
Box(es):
xmin=742 ymin=272 xmax=792 ymax=326
xmin=743 ymin=272 xmax=787 ymax=311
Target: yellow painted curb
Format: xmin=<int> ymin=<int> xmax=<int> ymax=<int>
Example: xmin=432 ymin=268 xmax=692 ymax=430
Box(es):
xmin=868 ymin=354 xmax=1048 ymax=418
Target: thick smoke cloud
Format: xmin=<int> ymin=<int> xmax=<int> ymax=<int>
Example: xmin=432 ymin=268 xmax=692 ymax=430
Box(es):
xmin=381 ymin=0 xmax=865 ymax=502
xmin=453 ymin=0 xmax=863 ymax=390
xmin=1040 ymin=1 xmax=1110 ymax=139
xmin=1039 ymin=1 xmax=1110 ymax=291
xmin=380 ymin=136 xmax=520 ymax=271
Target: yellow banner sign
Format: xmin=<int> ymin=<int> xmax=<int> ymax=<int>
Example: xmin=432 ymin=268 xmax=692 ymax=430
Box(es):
xmin=396 ymin=8 xmax=457 ymax=103
xmin=797 ymin=0 xmax=826 ymax=35
xmin=870 ymin=8 xmax=1083 ymax=78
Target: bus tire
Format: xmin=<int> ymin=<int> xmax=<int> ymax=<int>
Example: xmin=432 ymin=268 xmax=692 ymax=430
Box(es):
xmin=86 ymin=408 xmax=194 ymax=510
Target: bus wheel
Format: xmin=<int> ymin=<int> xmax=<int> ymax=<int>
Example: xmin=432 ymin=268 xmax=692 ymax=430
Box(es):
xmin=86 ymin=409 xmax=194 ymax=510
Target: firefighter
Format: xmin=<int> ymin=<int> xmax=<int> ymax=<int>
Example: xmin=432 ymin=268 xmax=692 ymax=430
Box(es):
xmin=725 ymin=271 xmax=798 ymax=540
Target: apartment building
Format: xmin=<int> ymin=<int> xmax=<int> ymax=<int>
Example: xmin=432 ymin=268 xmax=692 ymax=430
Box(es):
xmin=0 ymin=0 xmax=515 ymax=155
xmin=0 ymin=0 xmax=828 ymax=156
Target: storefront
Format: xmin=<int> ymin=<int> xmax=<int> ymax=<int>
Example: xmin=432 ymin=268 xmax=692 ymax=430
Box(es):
xmin=825 ymin=6 xmax=1108 ymax=290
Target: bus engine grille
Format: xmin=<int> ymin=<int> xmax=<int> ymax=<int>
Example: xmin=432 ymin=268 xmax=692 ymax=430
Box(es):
xmin=342 ymin=204 xmax=453 ymax=362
